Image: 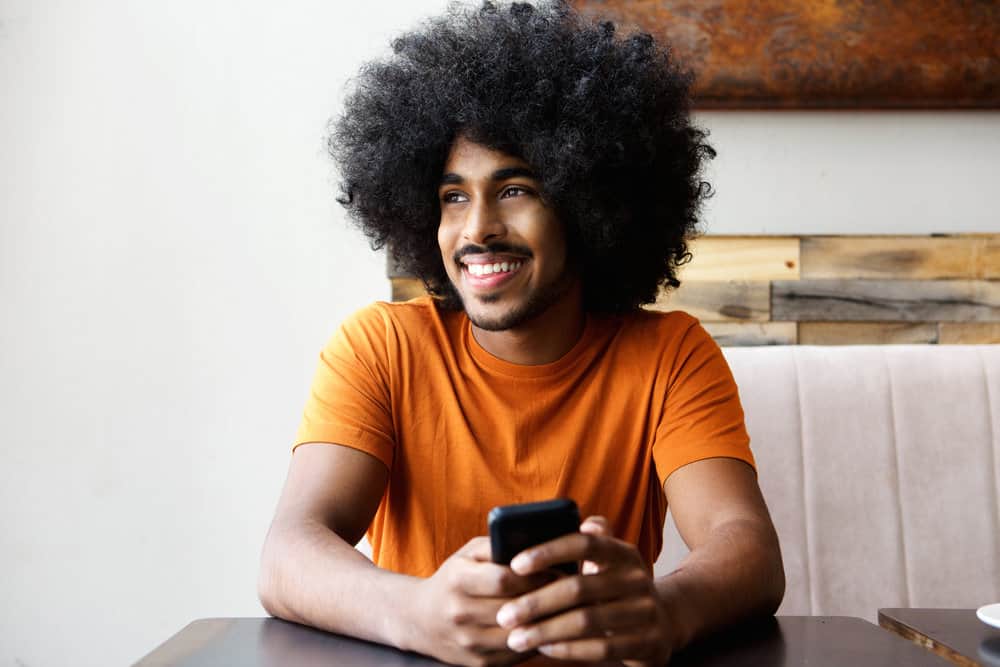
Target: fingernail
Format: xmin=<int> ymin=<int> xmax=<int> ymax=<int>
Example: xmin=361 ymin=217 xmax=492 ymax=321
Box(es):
xmin=507 ymin=629 xmax=530 ymax=651
xmin=538 ymin=644 xmax=555 ymax=656
xmin=510 ymin=554 xmax=530 ymax=572
xmin=496 ymin=605 xmax=516 ymax=628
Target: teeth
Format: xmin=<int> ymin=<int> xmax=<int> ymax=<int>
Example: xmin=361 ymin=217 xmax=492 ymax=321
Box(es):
xmin=465 ymin=260 xmax=522 ymax=277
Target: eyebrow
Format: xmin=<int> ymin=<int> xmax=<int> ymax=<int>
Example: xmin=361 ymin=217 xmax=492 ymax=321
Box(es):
xmin=439 ymin=166 xmax=537 ymax=186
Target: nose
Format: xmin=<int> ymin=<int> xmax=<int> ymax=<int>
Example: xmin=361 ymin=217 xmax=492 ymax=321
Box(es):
xmin=461 ymin=197 xmax=506 ymax=244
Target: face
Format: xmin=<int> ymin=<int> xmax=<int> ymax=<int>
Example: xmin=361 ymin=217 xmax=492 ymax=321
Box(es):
xmin=437 ymin=136 xmax=577 ymax=332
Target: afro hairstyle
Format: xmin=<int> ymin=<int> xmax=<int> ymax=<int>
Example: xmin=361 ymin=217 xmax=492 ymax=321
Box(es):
xmin=330 ymin=0 xmax=715 ymax=313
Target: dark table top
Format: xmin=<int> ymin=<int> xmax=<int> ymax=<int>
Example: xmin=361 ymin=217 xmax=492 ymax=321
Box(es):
xmin=878 ymin=608 xmax=1000 ymax=667
xmin=135 ymin=616 xmax=952 ymax=666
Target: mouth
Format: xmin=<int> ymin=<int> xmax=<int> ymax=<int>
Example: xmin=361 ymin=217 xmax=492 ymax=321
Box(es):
xmin=459 ymin=255 xmax=526 ymax=290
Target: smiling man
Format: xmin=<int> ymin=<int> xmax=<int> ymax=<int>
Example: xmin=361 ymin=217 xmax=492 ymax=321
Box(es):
xmin=258 ymin=2 xmax=784 ymax=666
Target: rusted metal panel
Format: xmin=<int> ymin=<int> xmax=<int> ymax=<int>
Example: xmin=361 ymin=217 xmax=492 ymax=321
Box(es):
xmin=573 ymin=1 xmax=999 ymax=109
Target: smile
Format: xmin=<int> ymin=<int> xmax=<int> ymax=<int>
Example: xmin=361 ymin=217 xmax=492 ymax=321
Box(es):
xmin=464 ymin=260 xmax=522 ymax=276
xmin=460 ymin=257 xmax=526 ymax=290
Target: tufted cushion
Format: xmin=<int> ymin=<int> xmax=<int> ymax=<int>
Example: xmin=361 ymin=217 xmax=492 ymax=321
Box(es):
xmin=656 ymin=345 xmax=1000 ymax=621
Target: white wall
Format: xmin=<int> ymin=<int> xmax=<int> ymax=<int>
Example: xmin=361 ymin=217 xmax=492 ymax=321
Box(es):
xmin=1 ymin=1 xmax=997 ymax=665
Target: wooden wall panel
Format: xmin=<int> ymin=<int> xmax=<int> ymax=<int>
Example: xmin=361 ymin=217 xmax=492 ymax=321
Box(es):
xmin=649 ymin=281 xmax=770 ymax=322
xmin=702 ymin=322 xmax=797 ymax=347
xmin=800 ymin=236 xmax=1000 ymax=279
xmin=938 ymin=323 xmax=1000 ymax=345
xmin=798 ymin=322 xmax=939 ymax=346
xmin=679 ymin=237 xmax=799 ymax=281
xmin=773 ymin=280 xmax=1000 ymax=322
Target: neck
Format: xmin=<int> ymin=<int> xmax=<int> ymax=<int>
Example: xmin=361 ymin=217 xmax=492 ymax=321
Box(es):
xmin=470 ymin=282 xmax=586 ymax=365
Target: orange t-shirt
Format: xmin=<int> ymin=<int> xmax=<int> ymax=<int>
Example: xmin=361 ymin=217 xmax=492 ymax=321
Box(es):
xmin=295 ymin=297 xmax=753 ymax=577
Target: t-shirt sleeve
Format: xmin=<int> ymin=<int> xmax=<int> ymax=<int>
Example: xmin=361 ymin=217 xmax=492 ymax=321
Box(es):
xmin=651 ymin=318 xmax=754 ymax=487
xmin=293 ymin=304 xmax=396 ymax=467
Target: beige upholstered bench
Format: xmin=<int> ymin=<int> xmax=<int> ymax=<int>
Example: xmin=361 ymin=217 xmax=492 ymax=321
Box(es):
xmin=657 ymin=344 xmax=1000 ymax=621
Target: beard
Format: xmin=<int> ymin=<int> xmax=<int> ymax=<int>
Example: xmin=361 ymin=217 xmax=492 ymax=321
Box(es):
xmin=457 ymin=265 xmax=578 ymax=332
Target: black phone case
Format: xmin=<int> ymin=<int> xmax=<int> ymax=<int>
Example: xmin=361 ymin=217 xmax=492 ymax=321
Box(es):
xmin=488 ymin=498 xmax=580 ymax=575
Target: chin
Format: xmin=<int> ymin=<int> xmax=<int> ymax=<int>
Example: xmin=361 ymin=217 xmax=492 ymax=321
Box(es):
xmin=462 ymin=292 xmax=558 ymax=332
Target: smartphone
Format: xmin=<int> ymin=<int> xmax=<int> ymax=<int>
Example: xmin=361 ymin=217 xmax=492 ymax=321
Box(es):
xmin=488 ymin=498 xmax=581 ymax=575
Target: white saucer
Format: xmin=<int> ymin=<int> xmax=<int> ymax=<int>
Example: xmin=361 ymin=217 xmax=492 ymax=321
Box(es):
xmin=978 ymin=603 xmax=1000 ymax=629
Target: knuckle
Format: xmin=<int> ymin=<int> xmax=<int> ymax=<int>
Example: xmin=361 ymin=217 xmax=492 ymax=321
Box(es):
xmin=565 ymin=575 xmax=586 ymax=599
xmin=577 ymin=608 xmax=599 ymax=634
xmin=637 ymin=595 xmax=658 ymax=617
xmin=624 ymin=567 xmax=649 ymax=587
xmin=454 ymin=629 xmax=476 ymax=649
xmin=493 ymin=568 xmax=514 ymax=593
xmin=445 ymin=600 xmax=469 ymax=625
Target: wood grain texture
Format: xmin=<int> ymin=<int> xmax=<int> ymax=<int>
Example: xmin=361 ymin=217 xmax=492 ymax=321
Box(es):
xmin=801 ymin=236 xmax=1000 ymax=280
xmin=877 ymin=614 xmax=976 ymax=667
xmin=702 ymin=322 xmax=797 ymax=346
xmin=680 ymin=237 xmax=799 ymax=281
xmin=773 ymin=280 xmax=1000 ymax=322
xmin=573 ymin=1 xmax=1000 ymax=109
xmin=938 ymin=322 xmax=1000 ymax=344
xmin=798 ymin=322 xmax=939 ymax=345
xmin=650 ymin=281 xmax=770 ymax=322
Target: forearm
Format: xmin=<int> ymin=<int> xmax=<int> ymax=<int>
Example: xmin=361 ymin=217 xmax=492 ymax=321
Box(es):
xmin=655 ymin=517 xmax=785 ymax=650
xmin=257 ymin=518 xmax=420 ymax=649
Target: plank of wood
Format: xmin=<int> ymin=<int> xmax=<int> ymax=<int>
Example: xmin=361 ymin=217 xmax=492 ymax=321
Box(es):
xmin=390 ymin=277 xmax=428 ymax=302
xmin=773 ymin=280 xmax=1000 ymax=322
xmin=798 ymin=322 xmax=939 ymax=345
xmin=702 ymin=322 xmax=797 ymax=347
xmin=800 ymin=236 xmax=998 ymax=279
xmin=938 ymin=322 xmax=1000 ymax=344
xmin=650 ymin=281 xmax=770 ymax=322
xmin=680 ymin=237 xmax=800 ymax=281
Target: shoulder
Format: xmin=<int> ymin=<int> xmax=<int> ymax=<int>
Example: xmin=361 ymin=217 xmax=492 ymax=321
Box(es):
xmin=333 ymin=296 xmax=463 ymax=350
xmin=606 ymin=309 xmax=723 ymax=378
xmin=613 ymin=308 xmax=707 ymax=349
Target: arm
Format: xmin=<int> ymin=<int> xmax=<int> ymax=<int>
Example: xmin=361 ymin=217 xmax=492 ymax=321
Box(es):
xmin=258 ymin=442 xmax=545 ymax=666
xmin=493 ymin=457 xmax=784 ymax=665
xmin=258 ymin=442 xmax=407 ymax=643
xmin=655 ymin=457 xmax=785 ymax=647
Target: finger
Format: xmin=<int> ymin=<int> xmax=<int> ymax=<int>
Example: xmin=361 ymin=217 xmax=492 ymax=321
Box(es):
xmin=456 ymin=535 xmax=493 ymax=561
xmin=511 ymin=531 xmax=642 ymax=575
xmin=442 ymin=596 xmax=507 ymax=626
xmin=451 ymin=625 xmax=522 ymax=653
xmin=580 ymin=515 xmax=610 ymax=536
xmin=460 ymin=561 xmax=556 ymax=598
xmin=504 ymin=597 xmax=660 ymax=651
xmin=497 ymin=568 xmax=650 ymax=627
xmin=580 ymin=517 xmax=610 ymax=574
xmin=537 ymin=633 xmax=662 ymax=663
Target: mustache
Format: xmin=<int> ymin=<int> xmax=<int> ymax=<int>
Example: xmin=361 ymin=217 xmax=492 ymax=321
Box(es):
xmin=453 ymin=242 xmax=533 ymax=263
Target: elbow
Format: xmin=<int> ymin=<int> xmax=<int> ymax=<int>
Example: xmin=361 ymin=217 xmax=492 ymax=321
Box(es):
xmin=257 ymin=534 xmax=290 ymax=621
xmin=761 ymin=541 xmax=786 ymax=616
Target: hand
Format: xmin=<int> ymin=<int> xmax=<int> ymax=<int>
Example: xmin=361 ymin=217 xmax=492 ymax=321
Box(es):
xmin=406 ymin=536 xmax=553 ymax=667
xmin=495 ymin=516 xmax=678 ymax=666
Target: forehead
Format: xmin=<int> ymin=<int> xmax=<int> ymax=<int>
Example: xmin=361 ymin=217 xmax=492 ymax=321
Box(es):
xmin=442 ymin=136 xmax=532 ymax=178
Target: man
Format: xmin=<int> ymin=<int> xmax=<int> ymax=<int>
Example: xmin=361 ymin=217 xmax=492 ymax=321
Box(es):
xmin=258 ymin=2 xmax=784 ymax=665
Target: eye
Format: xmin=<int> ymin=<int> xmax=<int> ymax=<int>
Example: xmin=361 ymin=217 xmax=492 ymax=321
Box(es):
xmin=500 ymin=185 xmax=530 ymax=199
xmin=441 ymin=190 xmax=468 ymax=204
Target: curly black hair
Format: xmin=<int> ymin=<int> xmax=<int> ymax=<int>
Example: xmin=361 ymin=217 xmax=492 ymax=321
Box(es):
xmin=330 ymin=0 xmax=715 ymax=313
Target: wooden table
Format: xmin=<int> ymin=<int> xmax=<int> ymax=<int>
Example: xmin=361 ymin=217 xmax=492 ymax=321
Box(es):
xmin=135 ymin=616 xmax=951 ymax=666
xmin=879 ymin=608 xmax=1000 ymax=666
